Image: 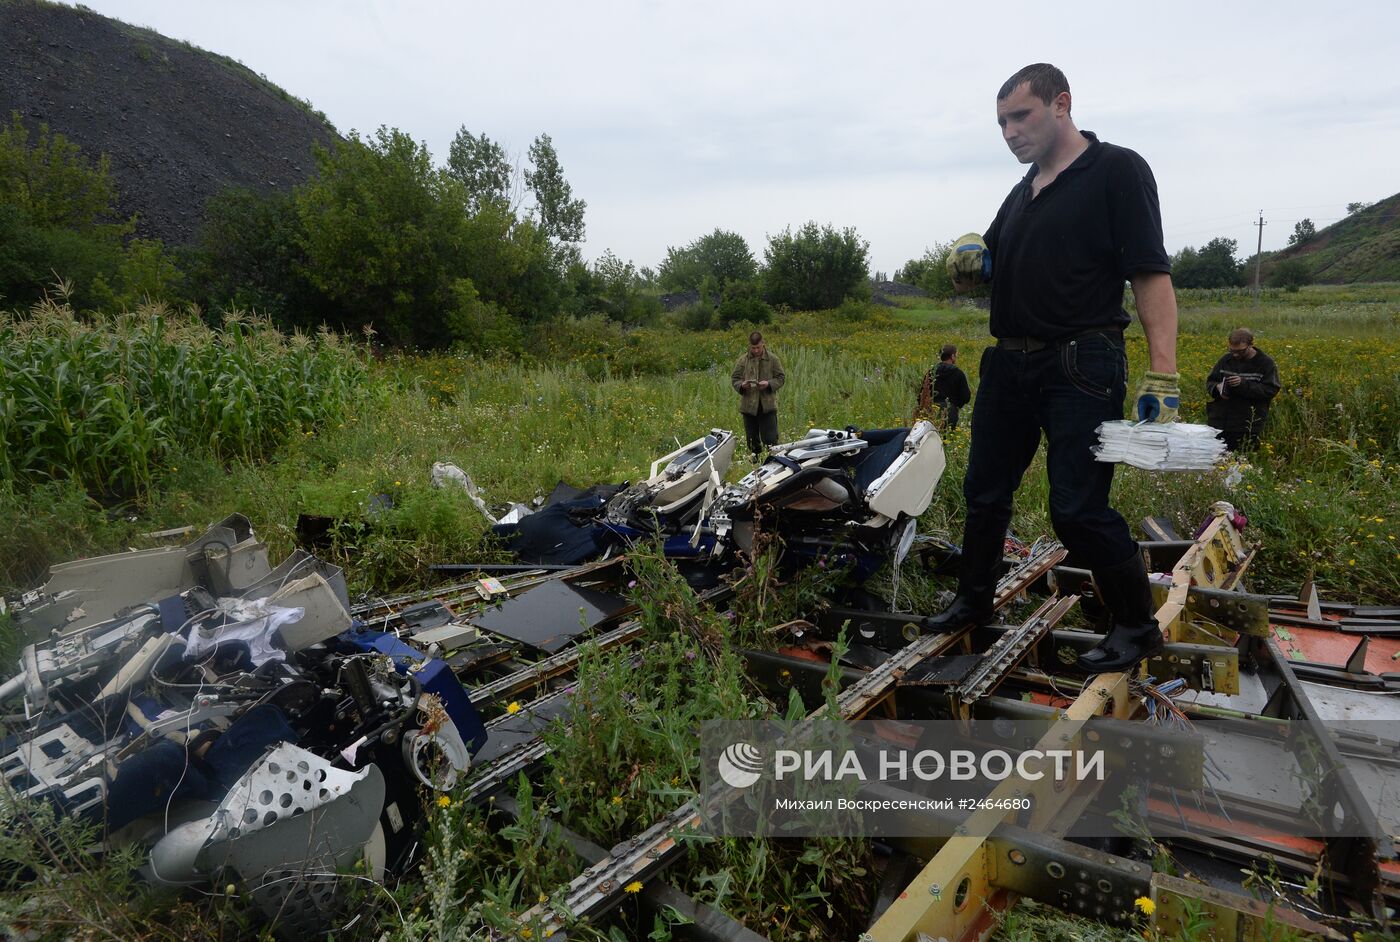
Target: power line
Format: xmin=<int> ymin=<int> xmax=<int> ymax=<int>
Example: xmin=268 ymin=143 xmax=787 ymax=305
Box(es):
xmin=1252 ymin=211 xmax=1266 ymax=305
xmin=1164 ymin=198 xmax=1395 ymax=237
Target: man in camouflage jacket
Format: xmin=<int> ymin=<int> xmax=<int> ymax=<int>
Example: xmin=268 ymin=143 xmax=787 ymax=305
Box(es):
xmin=731 ymin=330 xmax=786 ymax=456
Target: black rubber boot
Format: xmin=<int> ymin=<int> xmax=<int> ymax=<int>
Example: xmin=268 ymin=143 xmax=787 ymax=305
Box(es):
xmin=1075 ymin=552 xmax=1164 ymax=673
xmin=922 ymin=526 xmax=1001 ymax=632
xmin=921 ymin=593 xmax=994 ymax=632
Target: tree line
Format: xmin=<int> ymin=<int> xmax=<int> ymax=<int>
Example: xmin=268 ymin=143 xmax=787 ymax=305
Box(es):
xmin=0 ymin=113 xmax=873 ymax=347
xmin=1170 ymin=233 xmax=1313 ymax=292
xmin=890 ymin=214 xmax=1364 ymax=296
xmin=9 ymin=111 xmax=1362 ymax=337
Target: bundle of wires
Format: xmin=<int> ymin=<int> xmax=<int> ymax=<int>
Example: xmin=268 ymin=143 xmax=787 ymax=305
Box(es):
xmin=1133 ymin=674 xmax=1236 ymax=828
xmin=1135 ymin=675 xmax=1191 ymax=728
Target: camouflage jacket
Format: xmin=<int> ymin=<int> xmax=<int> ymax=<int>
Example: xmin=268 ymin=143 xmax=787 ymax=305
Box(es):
xmin=730 ymin=351 xmax=785 ymax=416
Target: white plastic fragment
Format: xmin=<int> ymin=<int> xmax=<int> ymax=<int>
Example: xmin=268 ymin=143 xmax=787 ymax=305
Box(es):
xmin=430 ymin=461 xmax=533 ymax=524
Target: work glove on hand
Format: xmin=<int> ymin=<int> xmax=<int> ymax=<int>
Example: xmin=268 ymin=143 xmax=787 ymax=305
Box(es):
xmin=946 ymin=233 xmax=991 ymax=287
xmin=1134 ymin=371 xmax=1180 ymax=423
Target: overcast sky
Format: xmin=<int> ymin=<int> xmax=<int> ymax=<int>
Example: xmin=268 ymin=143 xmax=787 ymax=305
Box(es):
xmin=74 ymin=0 xmax=1400 ymax=276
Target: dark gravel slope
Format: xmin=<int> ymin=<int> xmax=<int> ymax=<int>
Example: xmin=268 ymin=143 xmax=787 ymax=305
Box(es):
xmin=1 ymin=0 xmax=339 ymax=245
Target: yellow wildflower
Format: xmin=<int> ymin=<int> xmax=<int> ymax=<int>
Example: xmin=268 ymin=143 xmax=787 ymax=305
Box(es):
xmin=1134 ymin=896 xmax=1156 ymax=915
xmin=436 ymin=795 xmax=452 ymax=809
xmin=624 ymin=881 xmax=643 ymax=894
xmin=506 ymin=701 xmax=522 ymax=714
xmin=612 ymin=795 xmax=623 ymax=805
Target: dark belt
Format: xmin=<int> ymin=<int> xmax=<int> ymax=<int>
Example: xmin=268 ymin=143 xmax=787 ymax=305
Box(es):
xmin=996 ymin=327 xmax=1123 ymax=353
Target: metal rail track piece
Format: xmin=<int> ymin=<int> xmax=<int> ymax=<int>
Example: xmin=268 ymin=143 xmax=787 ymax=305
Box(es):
xmin=955 ymin=594 xmax=1076 ymax=704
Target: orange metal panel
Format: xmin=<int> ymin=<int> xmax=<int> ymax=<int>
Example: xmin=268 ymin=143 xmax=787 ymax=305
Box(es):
xmin=1271 ymin=624 xmax=1400 ymax=674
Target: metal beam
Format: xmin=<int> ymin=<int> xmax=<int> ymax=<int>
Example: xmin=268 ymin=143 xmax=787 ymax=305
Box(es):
xmin=1251 ymin=635 xmax=1389 ymax=911
xmin=954 ymin=595 xmax=1077 ymax=705
xmin=861 ymin=782 xmax=1339 ymax=939
xmin=1151 ymin=872 xmax=1342 ymax=941
xmin=494 ymin=796 xmax=767 ymax=942
xmin=866 ymin=673 xmax=1132 ymax=942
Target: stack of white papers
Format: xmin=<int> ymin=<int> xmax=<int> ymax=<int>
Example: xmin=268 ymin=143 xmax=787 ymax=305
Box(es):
xmin=1092 ymin=420 xmax=1226 ymax=470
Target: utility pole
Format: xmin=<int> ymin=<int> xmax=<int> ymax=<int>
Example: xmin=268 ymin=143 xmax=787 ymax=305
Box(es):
xmin=1252 ymin=211 xmax=1266 ymax=305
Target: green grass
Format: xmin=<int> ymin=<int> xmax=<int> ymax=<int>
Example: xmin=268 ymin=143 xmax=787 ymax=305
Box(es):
xmin=992 ymin=899 xmax=1138 ymax=941
xmin=5 ymin=284 xmax=1398 ymax=938
xmin=3 ymin=285 xmax=1398 ymax=602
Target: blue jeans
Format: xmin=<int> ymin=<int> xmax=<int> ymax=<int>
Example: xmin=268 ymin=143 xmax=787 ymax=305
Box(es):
xmin=957 ymin=331 xmax=1138 ymax=594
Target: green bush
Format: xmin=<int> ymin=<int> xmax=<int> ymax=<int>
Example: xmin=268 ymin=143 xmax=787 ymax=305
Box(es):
xmin=595 ymin=250 xmax=661 ymax=326
xmin=557 ymin=252 xmax=661 ymax=327
xmin=0 ymin=112 xmax=119 ymax=232
xmin=185 ymin=187 xmax=316 ymax=325
xmin=897 ymin=241 xmax=954 ymax=299
xmin=446 ymin=277 xmax=523 ymax=355
xmin=0 ymin=113 xmax=185 ymax=311
xmin=525 ymin=313 xmax=631 ymax=374
xmin=100 ymin=238 xmax=184 ymax=307
xmin=0 ymin=479 xmax=130 ymax=592
xmin=182 ymin=127 xmax=568 ymax=348
xmin=1269 ymin=258 xmax=1313 ymax=292
xmin=0 ymin=203 xmax=124 ymax=307
xmin=672 ymin=300 xmax=714 ymax=331
xmin=836 ymin=297 xmax=872 ymax=322
xmin=715 ymin=279 xmax=772 ymax=327
xmin=1172 ymin=237 xmax=1244 ymax=289
xmin=762 ymin=221 xmax=870 ymax=310
xmin=294 ymin=128 xmax=468 ymax=346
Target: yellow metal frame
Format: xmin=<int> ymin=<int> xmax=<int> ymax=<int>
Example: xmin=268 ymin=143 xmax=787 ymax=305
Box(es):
xmin=869 ymin=508 xmax=1293 ymax=941
xmin=1157 ymin=506 xmax=1253 ymax=646
xmin=867 ymin=673 xmax=1131 ymax=941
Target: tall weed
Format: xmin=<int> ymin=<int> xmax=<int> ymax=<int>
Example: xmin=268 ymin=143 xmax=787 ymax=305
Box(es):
xmin=0 ymin=299 xmax=364 ymax=497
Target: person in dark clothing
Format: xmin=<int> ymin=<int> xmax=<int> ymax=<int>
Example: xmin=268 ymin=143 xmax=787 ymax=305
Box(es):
xmin=1206 ymin=328 xmax=1281 ymax=451
xmin=929 ymin=343 xmax=972 ymax=431
xmin=926 ymin=63 xmax=1181 ymax=675
xmin=731 ymin=331 xmax=785 ymax=457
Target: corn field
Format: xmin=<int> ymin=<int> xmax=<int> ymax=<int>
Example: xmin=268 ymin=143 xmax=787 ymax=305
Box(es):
xmin=0 ymin=300 xmax=365 ymax=498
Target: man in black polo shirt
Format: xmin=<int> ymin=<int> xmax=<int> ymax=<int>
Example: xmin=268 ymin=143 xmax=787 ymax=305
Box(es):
xmin=925 ymin=63 xmax=1181 ymax=674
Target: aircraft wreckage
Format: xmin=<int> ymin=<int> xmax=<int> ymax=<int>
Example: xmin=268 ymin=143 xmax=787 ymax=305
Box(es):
xmin=3 ymin=421 xmax=1398 ymax=940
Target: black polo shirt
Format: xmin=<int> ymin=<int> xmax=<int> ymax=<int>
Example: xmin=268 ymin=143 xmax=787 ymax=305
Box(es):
xmin=983 ymin=131 xmax=1170 ymax=340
